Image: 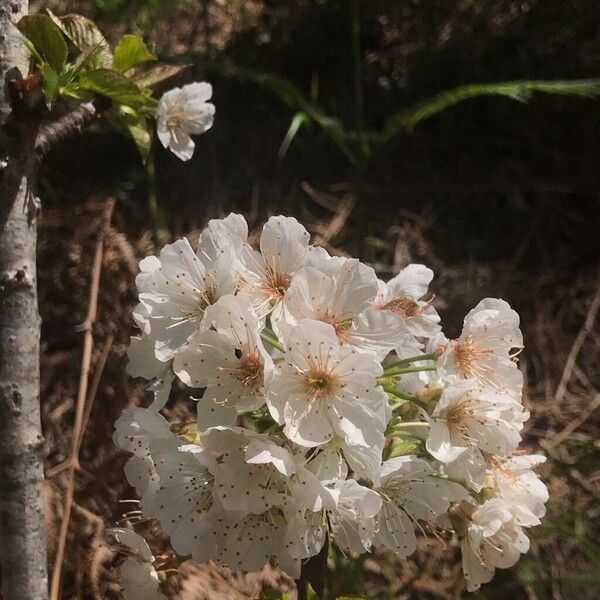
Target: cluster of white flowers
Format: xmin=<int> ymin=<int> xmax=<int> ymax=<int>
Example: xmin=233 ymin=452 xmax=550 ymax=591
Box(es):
xmin=113 ymin=213 xmax=547 ymax=595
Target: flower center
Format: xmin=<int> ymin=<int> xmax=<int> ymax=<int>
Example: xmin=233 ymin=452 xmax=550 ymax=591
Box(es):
xmin=383 ymin=296 xmax=422 ymax=318
xmin=304 ymin=367 xmax=338 ymax=398
xmin=454 ymin=336 xmax=492 ymax=377
xmin=263 ymin=268 xmax=291 ymax=300
xmin=445 ymin=397 xmax=474 ymax=427
xmin=167 ymin=115 xmax=181 ymax=129
xmin=320 ymin=312 xmax=352 ymax=343
xmin=235 ymin=352 xmax=263 ymax=389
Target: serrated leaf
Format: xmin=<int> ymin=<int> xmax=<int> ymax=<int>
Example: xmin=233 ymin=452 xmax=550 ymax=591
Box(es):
xmin=77 ymin=69 xmax=148 ymax=108
xmin=113 ymin=34 xmax=156 ymax=73
xmin=104 ymin=106 xmax=151 ymax=160
xmin=47 ymin=10 xmax=112 ymax=68
xmin=130 ymin=62 xmax=187 ymax=89
xmin=16 ymin=14 xmax=68 ymax=72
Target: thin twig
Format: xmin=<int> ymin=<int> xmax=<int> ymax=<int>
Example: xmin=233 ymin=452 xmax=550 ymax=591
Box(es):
xmin=554 ymin=279 xmax=600 ymax=403
xmin=76 ymin=333 xmax=114 ymax=457
xmin=49 ymin=198 xmax=115 ymax=600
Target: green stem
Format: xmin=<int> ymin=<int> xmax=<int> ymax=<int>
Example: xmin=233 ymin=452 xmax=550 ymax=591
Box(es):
xmin=383 ymin=352 xmax=437 ymax=372
xmin=386 ymin=388 xmax=430 ymax=412
xmin=260 ymin=328 xmax=285 ymax=353
xmin=392 ymin=421 xmax=430 ymax=428
xmin=380 ymin=365 xmax=437 ymax=380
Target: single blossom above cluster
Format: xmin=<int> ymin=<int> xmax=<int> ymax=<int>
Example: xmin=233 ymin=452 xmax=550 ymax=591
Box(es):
xmin=155 ymin=82 xmax=215 ymax=161
xmin=114 ymin=212 xmax=547 ymax=594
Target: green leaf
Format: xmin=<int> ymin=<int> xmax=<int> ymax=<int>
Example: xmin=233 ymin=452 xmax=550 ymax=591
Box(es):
xmin=278 ymin=112 xmax=309 ymax=158
xmin=47 ymin=10 xmax=112 ymax=68
xmin=379 ymin=78 xmax=600 ymax=142
xmin=113 ymin=34 xmax=156 ymax=73
xmin=130 ymin=62 xmax=187 ymax=89
xmin=41 ymin=63 xmax=60 ymax=106
xmin=105 ymin=106 xmax=151 ymax=160
xmin=76 ymin=69 xmax=148 ymax=108
xmin=16 ymin=14 xmax=68 ymax=72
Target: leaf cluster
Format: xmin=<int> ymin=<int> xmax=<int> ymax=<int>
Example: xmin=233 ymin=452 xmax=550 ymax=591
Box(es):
xmin=15 ymin=11 xmax=185 ymax=158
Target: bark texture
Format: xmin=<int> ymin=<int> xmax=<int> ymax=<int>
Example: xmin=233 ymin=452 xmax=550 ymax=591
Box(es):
xmin=0 ymin=1 xmax=49 ymax=599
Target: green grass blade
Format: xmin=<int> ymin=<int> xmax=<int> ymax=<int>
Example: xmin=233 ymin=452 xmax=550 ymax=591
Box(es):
xmin=379 ymin=78 xmax=600 ymax=143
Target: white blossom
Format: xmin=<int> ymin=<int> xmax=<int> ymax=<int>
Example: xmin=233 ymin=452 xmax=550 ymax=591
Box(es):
xmin=156 ymin=82 xmax=215 ymax=161
xmin=460 ymin=499 xmax=530 ymax=591
xmin=237 ymin=216 xmax=311 ymax=317
xmin=113 ymin=408 xmax=172 ymax=495
xmin=202 ymin=426 xmax=323 ymax=516
xmin=126 ymin=334 xmax=174 ymax=410
xmin=276 ymin=260 xmax=408 ymax=358
xmin=143 ymin=438 xmax=217 ymax=558
xmin=484 ymin=454 xmax=548 ymax=525
xmin=265 ymin=319 xmax=389 ymax=457
xmin=286 ymin=478 xmax=381 ymax=558
xmin=426 ymin=379 xmax=528 ymax=467
xmin=133 ymin=237 xmax=237 ymax=361
xmin=173 ymin=294 xmax=272 ymax=428
xmin=119 ymin=213 xmax=545 ymax=584
xmin=108 ymin=528 xmax=166 ymax=600
xmin=374 ymin=456 xmax=462 ymax=557
xmin=437 ymin=298 xmax=523 ymax=393
xmin=376 ymin=264 xmax=441 ymax=341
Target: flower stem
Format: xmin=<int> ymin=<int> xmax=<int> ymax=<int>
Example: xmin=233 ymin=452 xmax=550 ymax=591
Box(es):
xmin=386 ymin=388 xmax=430 ymax=412
xmin=380 ymin=365 xmax=437 ymax=379
xmin=260 ymin=328 xmax=285 ymax=353
xmin=383 ymin=352 xmax=437 ymax=373
xmin=392 ymin=421 xmax=430 ymax=428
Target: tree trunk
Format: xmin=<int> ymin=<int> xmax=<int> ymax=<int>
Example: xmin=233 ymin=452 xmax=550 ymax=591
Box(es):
xmin=0 ymin=1 xmax=49 ymax=599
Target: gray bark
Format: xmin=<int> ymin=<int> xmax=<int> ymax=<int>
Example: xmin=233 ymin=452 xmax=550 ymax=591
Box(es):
xmin=0 ymin=1 xmax=49 ymax=599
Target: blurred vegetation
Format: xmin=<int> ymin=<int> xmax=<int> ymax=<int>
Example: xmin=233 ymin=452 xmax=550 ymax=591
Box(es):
xmin=35 ymin=1 xmax=599 ymax=599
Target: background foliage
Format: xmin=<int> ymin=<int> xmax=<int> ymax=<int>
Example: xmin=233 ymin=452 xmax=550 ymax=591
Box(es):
xmin=32 ymin=1 xmax=599 ymax=599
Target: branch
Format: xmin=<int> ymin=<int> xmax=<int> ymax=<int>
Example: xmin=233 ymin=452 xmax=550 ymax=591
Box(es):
xmin=34 ymin=101 xmax=98 ymax=158
xmin=49 ymin=198 xmax=115 ymax=600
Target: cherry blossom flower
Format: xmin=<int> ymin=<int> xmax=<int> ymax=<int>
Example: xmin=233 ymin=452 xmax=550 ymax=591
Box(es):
xmin=437 ymin=298 xmax=523 ymax=393
xmin=484 ymin=454 xmax=548 ymax=525
xmin=373 ymin=456 xmax=462 ymax=557
xmin=133 ymin=237 xmax=237 ymax=361
xmin=126 ymin=334 xmax=174 ymax=410
xmin=265 ymin=319 xmax=388 ymax=453
xmin=286 ymin=478 xmax=381 ymax=558
xmin=143 ymin=438 xmax=217 ymax=558
xmin=237 ymin=216 xmax=311 ymax=317
xmin=173 ymin=294 xmax=272 ymax=428
xmin=426 ymin=378 xmax=528 ymax=466
xmin=108 ymin=528 xmax=166 ymax=600
xmin=202 ymin=426 xmax=324 ymax=516
xmin=275 ymin=261 xmax=408 ymax=358
xmin=376 ymin=264 xmax=441 ymax=341
xmin=113 ymin=408 xmax=172 ymax=495
xmin=156 ymin=82 xmax=215 ymax=161
xmin=459 ymin=499 xmax=530 ymax=591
